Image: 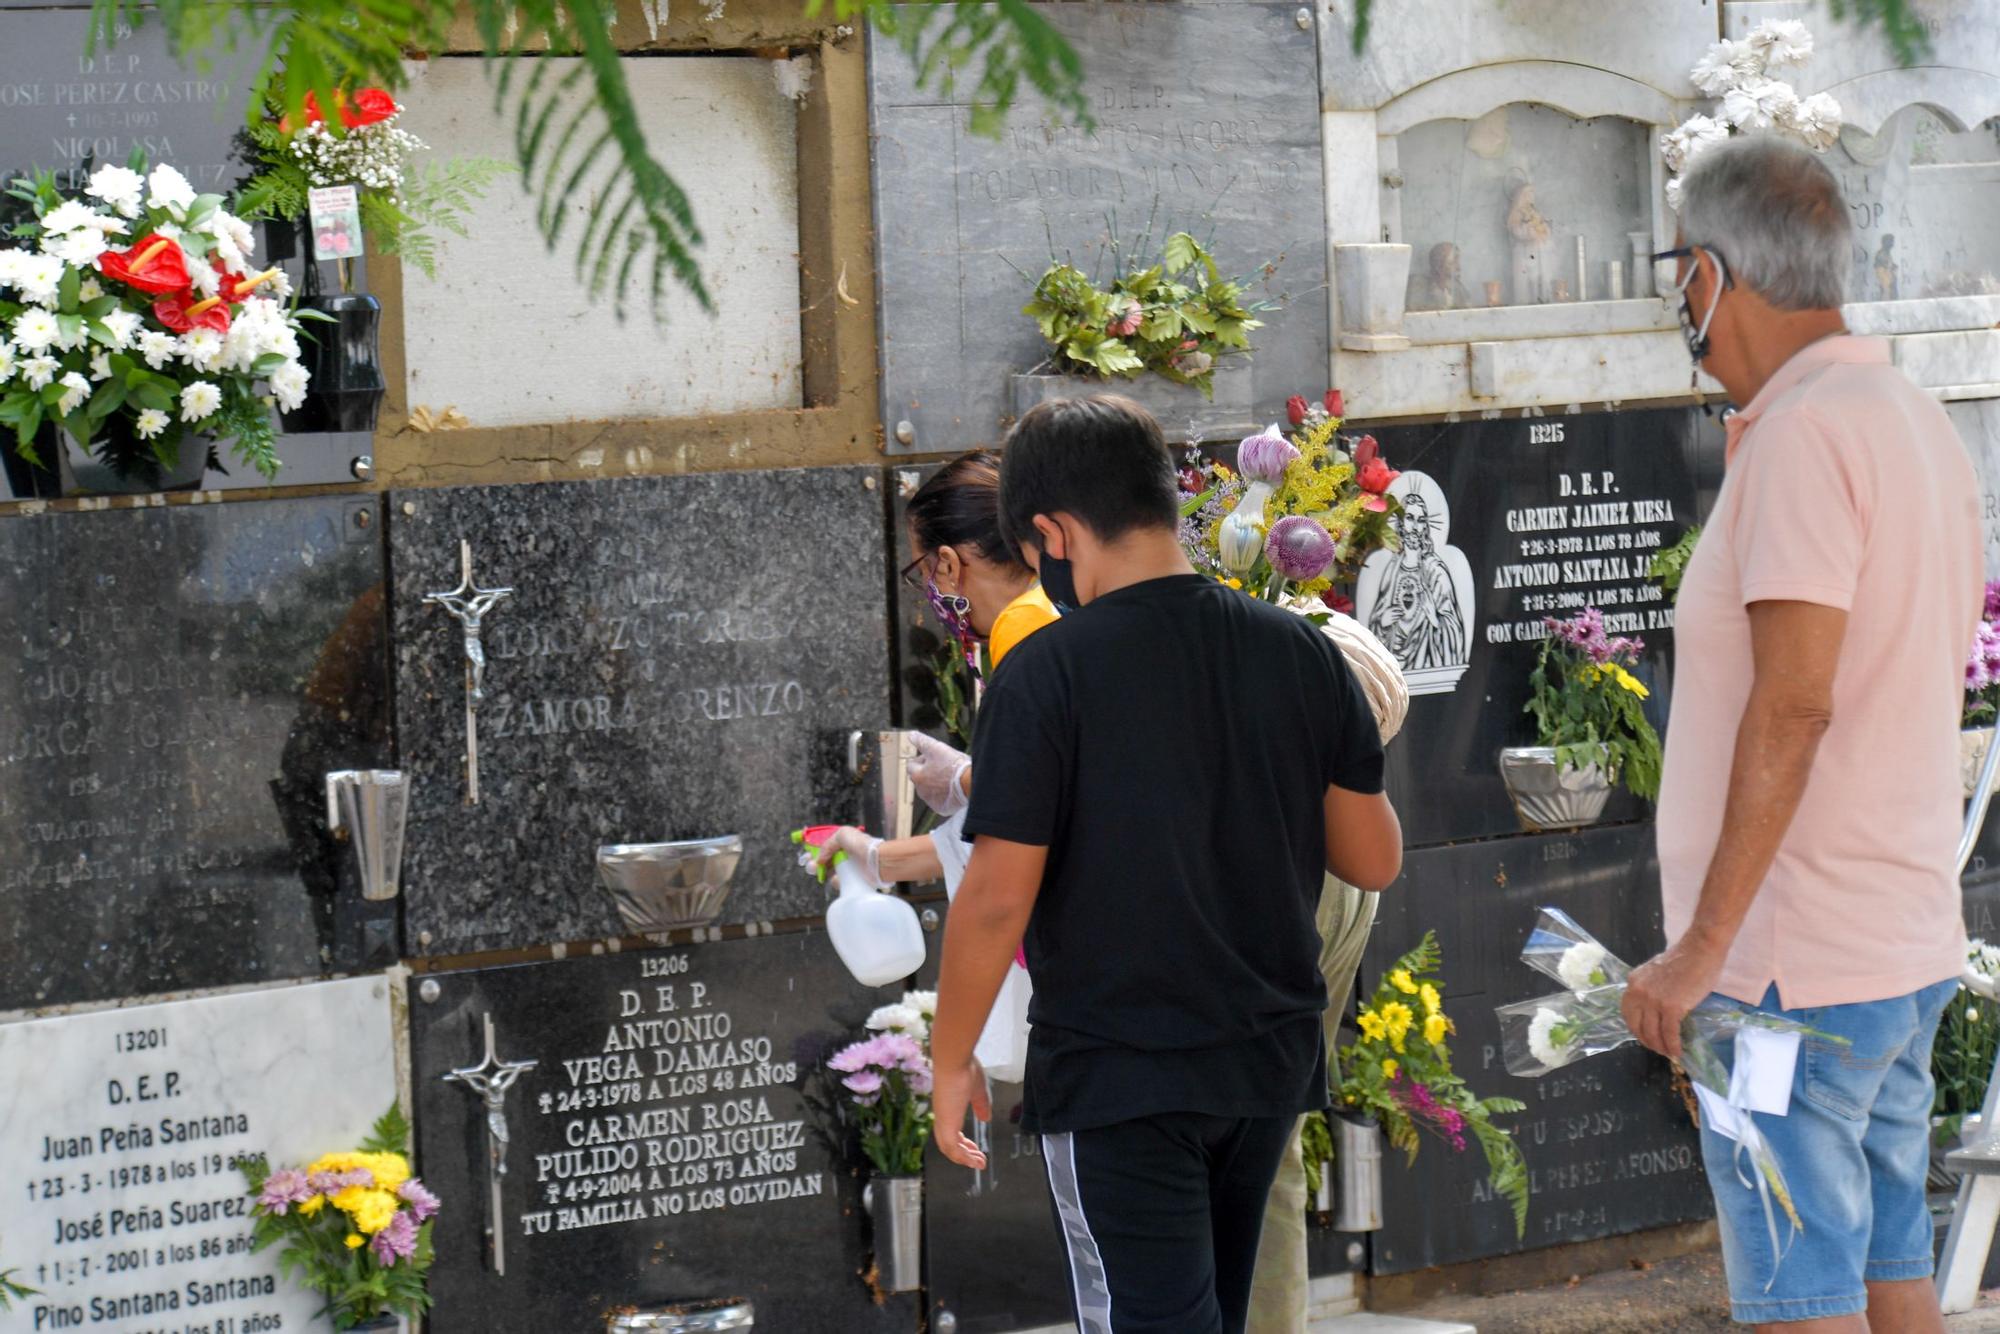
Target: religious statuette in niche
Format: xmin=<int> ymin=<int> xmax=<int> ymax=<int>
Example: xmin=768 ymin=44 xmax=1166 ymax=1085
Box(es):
xmin=1506 ymin=173 xmax=1553 ymax=306
xmin=1407 ymin=241 xmax=1472 ymax=312
xmin=1356 ymin=471 xmax=1477 ymax=697
xmin=424 ymin=539 xmax=514 ymax=804
xmin=443 ymin=1012 xmax=539 ymax=1276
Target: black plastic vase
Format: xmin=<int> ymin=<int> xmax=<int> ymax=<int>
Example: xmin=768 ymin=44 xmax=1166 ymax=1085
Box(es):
xmin=282 ymin=290 xmax=387 ymax=434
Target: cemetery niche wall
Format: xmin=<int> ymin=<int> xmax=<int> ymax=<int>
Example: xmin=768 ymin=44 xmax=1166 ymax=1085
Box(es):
xmin=869 ymin=0 xmax=1330 ymax=454
xmin=0 ymin=496 xmax=393 ymax=1011
xmin=389 ymin=467 xmax=895 ymax=957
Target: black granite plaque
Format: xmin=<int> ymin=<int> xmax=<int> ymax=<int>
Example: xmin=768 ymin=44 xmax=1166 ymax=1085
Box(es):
xmin=410 ymin=933 xmax=918 ymax=1332
xmin=0 ymin=497 xmax=392 ymax=1010
xmin=870 ymin=1 xmax=1330 ymax=455
xmin=389 ymin=470 xmax=894 ymax=956
xmin=1360 ymin=826 xmax=1712 ymax=1274
xmin=1358 ymin=408 xmax=1724 ymax=848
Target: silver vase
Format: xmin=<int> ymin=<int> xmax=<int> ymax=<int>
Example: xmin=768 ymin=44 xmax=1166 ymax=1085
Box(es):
xmin=1498 ymin=746 xmax=1613 ymax=832
xmin=1332 ymin=1112 xmax=1384 ymax=1232
xmin=864 ymin=1174 xmax=923 ymax=1292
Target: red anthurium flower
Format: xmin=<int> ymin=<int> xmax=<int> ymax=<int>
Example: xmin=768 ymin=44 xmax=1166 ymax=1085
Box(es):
xmin=341 ymin=88 xmax=397 ymax=128
xmin=153 ymin=291 xmax=232 ymax=335
xmin=1286 ymin=395 xmax=1310 ymax=426
xmin=1324 ymin=389 xmax=1344 ymax=418
xmin=97 ymin=233 xmax=190 ymax=294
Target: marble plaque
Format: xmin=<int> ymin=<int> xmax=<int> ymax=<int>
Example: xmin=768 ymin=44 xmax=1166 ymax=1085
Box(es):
xmin=1953 ymin=399 xmax=2000 ymax=579
xmin=0 ymin=976 xmax=397 ymax=1330
xmin=388 ymin=470 xmax=893 ymax=956
xmin=1364 ymin=408 xmax=1723 ymax=847
xmin=1362 ymin=826 xmax=1712 ymax=1273
xmin=870 ymin=1 xmax=1329 ymax=454
xmin=0 ymin=498 xmax=393 ymax=1012
xmin=409 ymin=934 xmax=917 ymax=1331
xmin=0 ymin=12 xmax=255 ymax=194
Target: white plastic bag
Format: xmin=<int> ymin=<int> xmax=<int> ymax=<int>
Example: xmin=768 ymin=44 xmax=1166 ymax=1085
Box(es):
xmin=931 ymin=810 xmax=1034 ymax=1083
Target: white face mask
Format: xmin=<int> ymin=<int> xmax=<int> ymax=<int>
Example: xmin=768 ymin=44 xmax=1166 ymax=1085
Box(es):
xmin=1672 ymin=248 xmax=1729 ymax=371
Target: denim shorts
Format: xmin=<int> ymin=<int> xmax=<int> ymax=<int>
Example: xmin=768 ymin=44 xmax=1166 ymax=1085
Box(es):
xmin=1699 ymin=977 xmax=1957 ymax=1324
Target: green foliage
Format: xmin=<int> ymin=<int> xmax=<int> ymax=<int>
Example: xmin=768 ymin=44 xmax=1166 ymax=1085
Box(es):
xmin=361 ymin=1103 xmax=413 ymax=1156
xmin=91 ymin=0 xmax=1087 ymax=322
xmin=1023 ymin=231 xmax=1265 ymax=396
xmin=1300 ymin=1109 xmax=1333 ymax=1198
xmin=903 ymin=623 xmax=978 ymax=750
xmin=1525 ymin=614 xmax=1663 ymax=802
xmin=1646 ymin=525 xmax=1700 ymax=601
xmin=1336 ymin=932 xmax=1530 ymax=1237
xmin=1827 ymin=0 xmax=1935 ymax=65
xmin=0 ymin=1262 xmax=36 ymax=1310
xmin=1934 ymin=978 xmax=1998 ymax=1144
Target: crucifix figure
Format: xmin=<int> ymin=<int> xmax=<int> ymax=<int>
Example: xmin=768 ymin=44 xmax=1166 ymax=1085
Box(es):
xmin=442 ymin=1012 xmax=538 ymax=1277
xmin=424 ymin=540 xmax=513 ymax=803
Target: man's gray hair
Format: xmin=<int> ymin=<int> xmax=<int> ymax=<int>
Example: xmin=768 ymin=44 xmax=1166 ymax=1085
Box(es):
xmin=1679 ymin=135 xmax=1852 ymax=310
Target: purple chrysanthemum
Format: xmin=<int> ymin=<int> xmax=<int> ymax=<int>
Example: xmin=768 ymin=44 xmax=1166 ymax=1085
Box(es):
xmin=396 ymin=1178 xmax=440 ymax=1223
xmin=370 ymin=1208 xmax=419 ymax=1265
xmin=257 ymin=1168 xmax=314 ymax=1215
xmin=306 ymin=1168 xmax=373 ymax=1195
xmin=1266 ymin=515 xmax=1336 ymax=582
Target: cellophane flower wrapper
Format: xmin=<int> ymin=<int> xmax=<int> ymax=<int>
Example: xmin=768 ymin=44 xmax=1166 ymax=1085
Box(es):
xmin=1521 ymin=906 xmax=1632 ymax=993
xmin=1497 ymin=987 xmax=1634 ymax=1076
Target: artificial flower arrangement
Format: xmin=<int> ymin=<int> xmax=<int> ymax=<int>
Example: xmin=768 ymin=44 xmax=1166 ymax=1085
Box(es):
xmin=827 ymin=990 xmax=936 ymax=1176
xmin=1661 ymin=19 xmax=1841 ymax=209
xmin=1332 ymin=932 xmax=1530 ymax=1236
xmin=1178 ymin=391 xmax=1403 ymax=610
xmin=0 ymin=157 xmax=312 ymax=482
xmin=1023 ymin=229 xmax=1265 ymax=397
xmin=1934 ymin=939 xmax=2000 ymax=1145
xmin=1964 ymin=582 xmax=2000 ymax=728
xmin=1526 ymin=608 xmax=1664 ymax=801
xmin=234 ymin=86 xmax=510 ymax=283
xmin=237 ymin=1105 xmax=439 ymax=1330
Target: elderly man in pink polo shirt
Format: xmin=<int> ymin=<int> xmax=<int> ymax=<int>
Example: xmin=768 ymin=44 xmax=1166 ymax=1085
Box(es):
xmin=1622 ymin=136 xmax=1984 ymax=1332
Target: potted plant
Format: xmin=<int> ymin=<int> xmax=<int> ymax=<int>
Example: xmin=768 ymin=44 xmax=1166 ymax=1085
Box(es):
xmin=0 ymin=158 xmax=314 ymax=496
xmin=1334 ymin=932 xmax=1529 ymax=1237
xmin=234 ymin=86 xmax=507 ymax=433
xmin=826 ymin=991 xmax=934 ymax=1295
xmin=1963 ymin=582 xmax=2000 ymax=799
xmin=1502 ymin=608 xmax=1663 ymax=832
xmin=1014 ymin=228 xmax=1267 ymax=431
xmin=238 ymin=1105 xmax=439 ymax=1331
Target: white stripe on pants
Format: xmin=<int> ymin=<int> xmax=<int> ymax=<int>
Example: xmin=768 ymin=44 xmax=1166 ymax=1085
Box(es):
xmin=1043 ymin=1130 xmax=1114 ymax=1332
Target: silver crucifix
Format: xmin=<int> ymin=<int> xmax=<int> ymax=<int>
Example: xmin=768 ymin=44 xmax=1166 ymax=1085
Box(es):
xmin=442 ymin=1012 xmax=538 ymax=1276
xmin=424 ymin=539 xmax=513 ymax=804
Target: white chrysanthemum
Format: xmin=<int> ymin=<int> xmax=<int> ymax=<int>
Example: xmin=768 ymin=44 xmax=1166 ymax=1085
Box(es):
xmin=865 ymin=1003 xmax=926 ymax=1039
xmin=133 ymin=407 xmax=170 ymax=440
xmin=17 ymin=254 xmax=65 ymax=305
xmin=270 ymin=362 xmax=310 ymax=414
xmin=188 ymin=261 xmax=221 ymax=298
xmin=54 ymin=372 xmax=90 ymax=416
xmin=0 ymin=339 xmax=14 ymax=381
xmin=136 ymin=329 xmax=178 ymax=370
xmin=40 ymin=199 xmax=106 ymax=236
xmin=1527 ymin=1008 xmax=1569 ymax=1069
xmin=20 ymin=356 xmax=58 ymax=390
xmin=1689 ymin=38 xmax=1756 ymax=96
xmin=1556 ymin=942 xmax=1610 ymax=991
xmin=0 ymin=248 xmax=27 ymax=288
xmin=89 ymin=352 xmax=112 ymax=382
xmin=101 ymin=309 xmax=142 ymax=350
xmin=44 ymin=228 xmax=107 ymax=267
xmin=178 ymin=380 xmax=221 ymax=422
xmin=179 ymin=328 xmax=224 ymax=373
xmin=146 ymin=163 xmax=196 ymax=215
xmin=1785 ymin=92 xmax=1843 ymax=151
xmin=77 ymin=276 xmax=103 ymax=302
xmin=265 ymin=268 xmax=294 ymax=301
xmin=1747 ymin=18 xmax=1813 ymax=70
xmin=86 ymin=165 xmax=146 ymax=218
xmin=210 ymin=212 xmax=257 ymax=269
xmin=11 ymin=307 xmax=60 ymax=353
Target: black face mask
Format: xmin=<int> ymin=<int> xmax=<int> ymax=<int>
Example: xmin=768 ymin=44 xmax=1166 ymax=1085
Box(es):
xmin=1038 ymin=547 xmax=1078 ymax=613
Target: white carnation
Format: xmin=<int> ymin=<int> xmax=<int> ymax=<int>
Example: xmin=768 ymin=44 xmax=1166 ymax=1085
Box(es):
xmin=1786 ymin=92 xmax=1843 ymax=151
xmin=20 ymin=355 xmax=58 ymax=390
xmin=1690 ymin=38 xmax=1757 ymax=96
xmin=1721 ymin=77 xmax=1794 ymax=131
xmin=1527 ymin=1007 xmax=1570 ymax=1069
xmin=133 ymin=408 xmax=170 ymax=440
xmin=11 ymin=307 xmax=59 ymax=354
xmin=54 ymin=371 xmax=90 ymax=416
xmin=178 ymin=380 xmax=221 ymax=423
xmin=146 ymin=163 xmax=196 ymax=215
xmin=1747 ymin=18 xmax=1813 ymax=70
xmin=270 ymin=362 xmax=310 ymax=414
xmin=1660 ymin=114 xmax=1730 ymax=174
xmin=85 ymin=165 xmax=146 ymax=218
xmin=1556 ymin=942 xmax=1610 ymax=991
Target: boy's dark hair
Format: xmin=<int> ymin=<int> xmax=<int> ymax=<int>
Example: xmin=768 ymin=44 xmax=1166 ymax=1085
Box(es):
xmin=906 ymin=449 xmax=1024 ymax=571
xmin=998 ymin=395 xmax=1179 ymax=555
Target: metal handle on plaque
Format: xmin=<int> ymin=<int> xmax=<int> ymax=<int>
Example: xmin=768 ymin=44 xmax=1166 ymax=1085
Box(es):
xmin=845 ymin=729 xmax=923 ymax=841
xmin=324 ymin=769 xmax=409 ymax=902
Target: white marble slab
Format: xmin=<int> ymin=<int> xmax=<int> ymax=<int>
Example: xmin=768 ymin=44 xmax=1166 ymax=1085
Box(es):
xmin=0 ymin=976 xmax=397 ymax=1332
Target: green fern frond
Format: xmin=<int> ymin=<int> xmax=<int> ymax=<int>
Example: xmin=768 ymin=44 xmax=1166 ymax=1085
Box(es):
xmin=1471 ymin=1116 xmax=1530 ymax=1238
xmin=362 ymin=1102 xmax=413 ymax=1155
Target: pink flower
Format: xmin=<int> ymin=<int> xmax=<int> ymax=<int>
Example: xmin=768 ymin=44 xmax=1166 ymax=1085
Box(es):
xmin=369 ymin=1209 xmax=419 ymax=1265
xmin=396 ymin=1178 xmax=440 ymax=1223
xmin=306 ymin=1168 xmax=372 ymax=1195
xmin=843 ymin=1069 xmax=884 ymax=1096
xmin=257 ymin=1168 xmax=314 ymax=1214
xmin=1108 ymin=299 xmax=1143 ymax=337
xmin=1266 ymin=516 xmax=1336 ymax=582
xmin=1236 ymin=425 xmax=1300 ymax=484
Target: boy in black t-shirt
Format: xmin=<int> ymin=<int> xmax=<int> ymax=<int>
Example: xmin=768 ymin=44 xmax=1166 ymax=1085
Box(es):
xmin=930 ymin=396 xmax=1403 ymax=1334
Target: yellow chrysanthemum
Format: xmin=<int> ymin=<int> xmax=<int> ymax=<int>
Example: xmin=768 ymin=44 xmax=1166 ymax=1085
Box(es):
xmin=362 ymin=1152 xmax=411 ymax=1193
xmin=1424 ymin=1014 xmax=1450 ymax=1046
xmin=1419 ymin=983 xmax=1442 ymax=1016
xmin=1389 ymin=970 xmax=1419 ymax=995
xmin=1380 ymin=1059 xmax=1399 ymax=1080
xmin=307 ymin=1151 xmax=367 ymax=1177
xmin=1356 ymin=1009 xmax=1387 ymax=1042
xmin=335 ymin=1186 xmax=401 ymax=1235
xmin=1382 ymin=1002 xmax=1414 ymax=1054
xmin=1614 ymin=666 xmax=1650 ymax=699
xmin=299 ymin=1195 xmax=326 ymax=1218
xmin=345 ymin=1233 xmax=366 ymax=1249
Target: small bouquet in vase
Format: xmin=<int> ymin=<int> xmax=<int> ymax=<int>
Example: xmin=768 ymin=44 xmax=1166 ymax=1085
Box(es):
xmin=826 ymin=991 xmax=936 ymax=1176
xmin=1496 ymin=909 xmax=1845 ymax=1270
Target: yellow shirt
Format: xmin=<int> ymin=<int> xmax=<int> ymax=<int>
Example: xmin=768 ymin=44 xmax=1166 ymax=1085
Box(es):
xmin=988 ymin=585 xmax=1059 ymax=667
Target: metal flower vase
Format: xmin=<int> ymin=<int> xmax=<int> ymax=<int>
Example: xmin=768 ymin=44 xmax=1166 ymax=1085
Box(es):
xmin=1498 ymin=746 xmax=1613 ymax=833
xmin=608 ymin=1299 xmax=755 ymax=1331
xmin=864 ymin=1175 xmax=923 ymax=1292
xmin=1331 ymin=1111 xmax=1384 ymax=1232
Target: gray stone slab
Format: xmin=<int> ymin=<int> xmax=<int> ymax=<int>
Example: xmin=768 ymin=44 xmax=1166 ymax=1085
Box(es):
xmin=870 ymin=1 xmax=1330 ymax=454
xmin=389 ymin=469 xmax=894 ymax=957
xmin=0 ymin=496 xmax=394 ymax=1011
